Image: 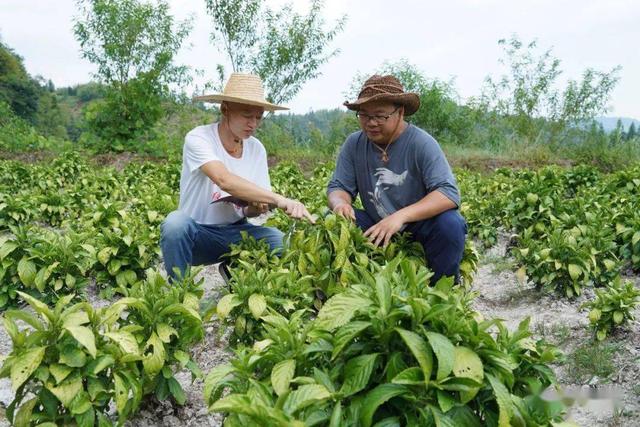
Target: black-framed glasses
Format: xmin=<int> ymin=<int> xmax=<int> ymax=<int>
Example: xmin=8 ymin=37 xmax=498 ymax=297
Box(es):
xmin=355 ymin=106 xmax=400 ymax=124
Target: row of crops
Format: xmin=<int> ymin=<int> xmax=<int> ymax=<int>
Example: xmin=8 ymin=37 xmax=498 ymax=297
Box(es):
xmin=0 ymin=152 xmax=638 ymax=426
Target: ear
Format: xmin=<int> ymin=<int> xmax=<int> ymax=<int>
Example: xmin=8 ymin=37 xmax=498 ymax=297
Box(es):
xmin=220 ymin=102 xmax=228 ymax=115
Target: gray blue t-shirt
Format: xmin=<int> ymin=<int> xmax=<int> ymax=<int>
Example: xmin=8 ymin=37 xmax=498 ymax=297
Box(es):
xmin=327 ymin=124 xmax=460 ymax=223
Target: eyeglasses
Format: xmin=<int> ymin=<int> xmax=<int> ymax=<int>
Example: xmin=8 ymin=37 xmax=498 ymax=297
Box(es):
xmin=356 ymin=106 xmax=400 ymax=124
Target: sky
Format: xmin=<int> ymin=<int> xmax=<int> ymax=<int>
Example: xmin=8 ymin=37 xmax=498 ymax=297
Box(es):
xmin=1 ymin=0 xmax=639 ymax=118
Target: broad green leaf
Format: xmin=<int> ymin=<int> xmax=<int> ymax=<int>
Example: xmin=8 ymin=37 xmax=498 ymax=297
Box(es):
xmin=253 ymin=338 xmax=273 ymax=352
xmin=248 ymin=293 xmax=267 ymax=319
xmin=62 ymin=310 xmax=90 ymax=328
xmin=0 ymin=241 xmax=18 ymax=260
xmin=5 ymin=309 xmax=43 ymax=331
xmin=396 ymin=328 xmax=433 ymax=385
xmin=203 ymin=364 xmax=235 ymax=402
xmin=486 ymin=373 xmax=514 ymax=427
xmin=104 ymin=331 xmax=140 ymax=356
xmin=613 ymin=311 xmax=624 ymax=324
xmin=157 ymin=323 xmax=179 ymax=343
xmin=17 ymin=258 xmax=36 ymax=287
xmin=167 ymin=376 xmax=186 ymax=405
xmin=65 ymin=326 xmax=97 ymax=358
xmin=316 ymin=292 xmax=371 ymax=331
xmin=340 ymin=354 xmax=378 ymax=397
xmin=11 ymin=346 xmax=45 ymax=391
xmin=70 ymin=390 xmax=92 ymax=415
xmin=329 ymin=401 xmax=342 ymax=427
xmin=47 ymin=375 xmax=82 ymax=407
xmin=360 ymin=383 xmax=407 ymax=427
xmin=97 ymin=247 xmax=111 ymax=265
xmin=374 ymin=276 xmax=391 ymax=315
xmin=216 ymin=294 xmax=243 ymax=319
xmin=209 ymin=393 xmax=251 ymax=413
xmin=603 ymin=259 xmax=616 ymax=271
xmin=332 ymin=321 xmax=371 ymax=360
xmin=89 ymin=355 xmax=115 ymax=375
xmin=632 ymin=231 xmax=640 ymax=246
xmin=49 ymin=364 xmax=72 ymax=384
xmin=113 ymin=373 xmax=129 ymax=415
xmin=16 ymin=291 xmax=53 ymax=324
xmin=271 ymin=359 xmax=296 ymax=396
xmin=453 ymin=346 xmax=483 ymax=403
xmin=59 ymin=347 xmax=86 ymax=368
xmin=596 ymin=329 xmax=607 ymax=341
xmin=391 ymin=367 xmax=423 ymax=385
xmin=283 ymin=384 xmax=331 ymax=415
xmin=437 ymin=390 xmax=456 ymax=413
xmin=14 ymin=397 xmax=37 ymax=427
xmin=426 ymin=332 xmax=455 ymax=381
xmin=452 ymin=347 xmax=483 ymax=383
xmin=568 ymin=264 xmax=582 ymax=281
xmin=142 ymin=332 xmax=165 ymax=376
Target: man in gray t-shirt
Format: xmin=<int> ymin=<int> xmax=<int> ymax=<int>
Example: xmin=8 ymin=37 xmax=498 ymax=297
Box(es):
xmin=327 ymin=74 xmax=466 ymax=284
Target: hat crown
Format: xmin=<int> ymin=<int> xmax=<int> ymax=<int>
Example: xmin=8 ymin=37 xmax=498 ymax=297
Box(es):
xmin=192 ymin=72 xmax=288 ymax=111
xmin=223 ymin=73 xmax=267 ymax=103
xmin=358 ymin=75 xmax=405 ymax=99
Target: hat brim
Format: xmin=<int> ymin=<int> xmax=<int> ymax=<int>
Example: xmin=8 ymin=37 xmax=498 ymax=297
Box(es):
xmin=193 ymin=94 xmax=289 ymax=111
xmin=343 ymin=93 xmax=420 ymax=116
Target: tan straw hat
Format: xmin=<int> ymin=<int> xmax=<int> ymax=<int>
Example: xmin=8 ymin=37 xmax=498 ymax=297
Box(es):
xmin=344 ymin=74 xmax=420 ymax=116
xmin=193 ymin=73 xmax=288 ymax=111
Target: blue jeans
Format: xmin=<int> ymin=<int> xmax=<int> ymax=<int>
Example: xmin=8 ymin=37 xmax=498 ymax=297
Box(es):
xmin=160 ymin=210 xmax=284 ymax=280
xmin=355 ymin=208 xmax=467 ymax=284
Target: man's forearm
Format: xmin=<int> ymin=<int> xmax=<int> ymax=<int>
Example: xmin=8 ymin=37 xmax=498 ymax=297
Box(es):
xmin=395 ymin=190 xmax=456 ymax=223
xmin=201 ymin=161 xmax=283 ymax=205
xmin=328 ymin=190 xmax=353 ymax=210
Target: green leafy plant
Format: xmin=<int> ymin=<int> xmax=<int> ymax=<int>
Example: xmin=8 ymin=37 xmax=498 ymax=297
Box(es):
xmin=582 ymin=277 xmax=640 ymax=340
xmin=205 ymin=259 xmax=564 ymax=426
xmin=116 ymin=269 xmax=205 ymax=403
xmin=0 ymin=292 xmax=142 ymax=426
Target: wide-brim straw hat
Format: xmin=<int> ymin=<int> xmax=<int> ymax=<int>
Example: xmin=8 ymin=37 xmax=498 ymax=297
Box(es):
xmin=344 ymin=74 xmax=420 ymax=116
xmin=193 ymin=73 xmax=288 ymax=111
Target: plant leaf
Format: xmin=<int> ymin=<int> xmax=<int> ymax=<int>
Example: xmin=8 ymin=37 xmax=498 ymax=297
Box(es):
xmin=360 ymin=383 xmax=407 ymax=427
xmin=396 ymin=328 xmax=433 ymax=385
xmin=65 ymin=326 xmax=97 ymax=359
xmin=425 ymin=332 xmax=455 ymax=381
xmin=271 ymin=359 xmax=296 ymax=397
xmin=11 ymin=346 xmax=46 ymax=391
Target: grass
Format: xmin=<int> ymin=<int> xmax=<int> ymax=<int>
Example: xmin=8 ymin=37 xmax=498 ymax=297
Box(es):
xmin=565 ymin=340 xmax=622 ymax=383
xmin=481 ymin=254 xmax=516 ymax=274
xmin=533 ymin=322 xmax=572 ymax=347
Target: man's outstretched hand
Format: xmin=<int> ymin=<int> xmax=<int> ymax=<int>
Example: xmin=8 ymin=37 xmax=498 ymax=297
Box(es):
xmin=332 ymin=202 xmax=355 ymax=221
xmin=364 ymin=212 xmax=406 ymax=247
xmin=277 ymin=196 xmax=315 ymax=223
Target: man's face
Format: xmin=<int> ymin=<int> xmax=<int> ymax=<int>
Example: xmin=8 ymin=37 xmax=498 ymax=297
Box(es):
xmin=225 ymin=102 xmax=265 ymax=139
xmin=356 ymin=101 xmax=403 ymax=144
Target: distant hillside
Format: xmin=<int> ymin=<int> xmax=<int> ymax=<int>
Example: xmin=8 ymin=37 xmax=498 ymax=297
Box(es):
xmin=595 ymin=116 xmax=640 ymax=132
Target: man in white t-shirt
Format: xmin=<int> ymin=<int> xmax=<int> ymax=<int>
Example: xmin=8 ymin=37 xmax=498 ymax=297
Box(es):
xmin=161 ymin=73 xmax=314 ymax=279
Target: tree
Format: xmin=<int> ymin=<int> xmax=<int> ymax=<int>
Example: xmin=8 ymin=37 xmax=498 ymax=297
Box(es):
xmin=481 ymin=35 xmax=620 ymax=141
xmin=625 ymin=122 xmax=637 ymax=141
xmin=205 ymin=0 xmax=346 ymax=105
xmin=74 ymin=0 xmax=192 ymax=147
xmin=0 ymin=41 xmax=41 ymax=123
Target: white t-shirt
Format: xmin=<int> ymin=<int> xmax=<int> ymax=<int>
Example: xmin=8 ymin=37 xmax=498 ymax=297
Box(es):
xmin=179 ymin=123 xmax=271 ymax=225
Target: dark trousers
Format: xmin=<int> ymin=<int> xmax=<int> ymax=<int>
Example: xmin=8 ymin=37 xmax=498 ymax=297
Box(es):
xmin=354 ymin=209 xmax=467 ymax=284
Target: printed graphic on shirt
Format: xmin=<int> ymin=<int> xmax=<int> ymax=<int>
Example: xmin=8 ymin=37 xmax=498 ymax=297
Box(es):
xmin=367 ymin=167 xmax=408 ymax=219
